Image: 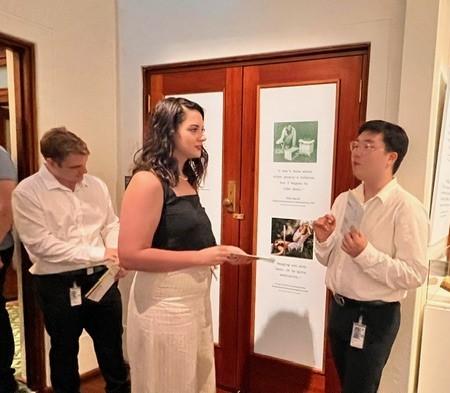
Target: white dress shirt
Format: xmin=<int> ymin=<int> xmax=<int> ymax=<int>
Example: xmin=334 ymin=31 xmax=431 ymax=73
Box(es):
xmin=12 ymin=165 xmax=119 ymax=275
xmin=315 ymin=178 xmax=428 ymax=302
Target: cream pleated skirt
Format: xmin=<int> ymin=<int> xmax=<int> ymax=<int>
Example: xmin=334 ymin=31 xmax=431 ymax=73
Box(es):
xmin=127 ymin=266 xmax=215 ymax=393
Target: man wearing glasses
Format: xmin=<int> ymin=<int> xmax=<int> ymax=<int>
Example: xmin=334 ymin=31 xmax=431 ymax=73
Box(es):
xmin=313 ymin=120 xmax=428 ymax=393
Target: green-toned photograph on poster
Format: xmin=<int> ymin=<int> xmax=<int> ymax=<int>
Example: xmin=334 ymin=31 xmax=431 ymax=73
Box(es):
xmin=273 ymin=121 xmax=318 ymax=163
xmin=271 ymin=217 xmax=314 ymax=260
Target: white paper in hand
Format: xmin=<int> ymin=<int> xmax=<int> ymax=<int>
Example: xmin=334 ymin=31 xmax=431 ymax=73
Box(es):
xmin=85 ymin=265 xmax=120 ymax=302
xmin=230 ymin=253 xmax=275 ymax=263
xmin=341 ymin=190 xmax=364 ymax=235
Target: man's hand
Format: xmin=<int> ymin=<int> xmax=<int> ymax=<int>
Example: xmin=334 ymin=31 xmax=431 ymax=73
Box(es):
xmin=341 ymin=226 xmax=367 ymax=257
xmin=104 ymin=248 xmax=128 ymax=280
xmin=313 ymin=214 xmax=336 ymax=243
xmin=114 ymin=265 xmax=128 ymax=280
xmin=0 ymin=256 xmax=3 ymax=270
xmin=104 ymin=249 xmax=127 ymax=279
xmin=104 ymin=248 xmax=118 ymax=263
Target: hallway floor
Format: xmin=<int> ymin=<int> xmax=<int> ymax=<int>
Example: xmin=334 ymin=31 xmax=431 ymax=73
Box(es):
xmin=81 ymin=374 xmax=230 ymax=393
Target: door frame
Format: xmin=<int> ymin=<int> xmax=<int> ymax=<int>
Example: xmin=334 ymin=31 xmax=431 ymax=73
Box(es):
xmin=0 ymin=32 xmax=42 ymax=391
xmin=143 ymin=43 xmax=370 ymax=392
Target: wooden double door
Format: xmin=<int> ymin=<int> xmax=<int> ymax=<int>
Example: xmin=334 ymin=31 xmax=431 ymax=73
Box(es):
xmin=144 ymin=45 xmax=368 ymax=393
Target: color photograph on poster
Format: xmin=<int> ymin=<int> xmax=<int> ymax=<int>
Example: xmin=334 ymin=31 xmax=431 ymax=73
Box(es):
xmin=273 ymin=121 xmax=318 ymax=163
xmin=271 ymin=217 xmax=314 ymax=259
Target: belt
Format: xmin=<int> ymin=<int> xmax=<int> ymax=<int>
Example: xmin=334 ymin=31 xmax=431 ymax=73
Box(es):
xmin=57 ymin=265 xmax=107 ymax=277
xmin=333 ymin=293 xmax=393 ymax=307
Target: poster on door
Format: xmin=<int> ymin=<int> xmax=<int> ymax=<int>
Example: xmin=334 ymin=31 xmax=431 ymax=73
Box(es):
xmin=253 ymin=83 xmax=337 ymax=371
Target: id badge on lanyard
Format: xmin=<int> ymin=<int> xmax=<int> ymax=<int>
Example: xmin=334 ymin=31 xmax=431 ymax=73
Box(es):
xmin=69 ymin=282 xmax=82 ymax=307
xmin=350 ymin=315 xmax=366 ymax=349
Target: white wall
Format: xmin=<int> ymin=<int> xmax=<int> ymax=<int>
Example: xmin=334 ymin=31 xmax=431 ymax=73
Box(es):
xmin=381 ymin=1 xmax=442 ymax=390
xmin=399 ymin=1 xmax=450 ymax=392
xmin=116 ymin=0 xmax=406 ymax=196
xmin=0 ymin=0 xmax=118 ymax=202
xmin=117 ymin=1 xmax=414 ymax=392
xmin=0 ymin=0 xmax=118 ymax=383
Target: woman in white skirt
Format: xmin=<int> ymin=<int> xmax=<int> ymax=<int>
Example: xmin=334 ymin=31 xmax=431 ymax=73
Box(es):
xmin=119 ymin=97 xmax=244 ymax=393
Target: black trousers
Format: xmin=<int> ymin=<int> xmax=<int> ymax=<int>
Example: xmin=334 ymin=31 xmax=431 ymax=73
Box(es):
xmin=0 ymin=246 xmax=17 ymax=393
xmin=328 ymin=297 xmax=401 ymax=393
xmin=34 ymin=269 xmax=130 ymax=393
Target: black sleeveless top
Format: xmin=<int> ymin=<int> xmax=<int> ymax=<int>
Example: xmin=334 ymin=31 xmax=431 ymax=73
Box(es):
xmin=152 ymin=181 xmax=216 ymax=251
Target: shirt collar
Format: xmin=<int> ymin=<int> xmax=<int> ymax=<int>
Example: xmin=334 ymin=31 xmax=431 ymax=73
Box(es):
xmin=353 ymin=177 xmax=398 ymax=204
xmin=39 ymin=165 xmax=88 ymax=191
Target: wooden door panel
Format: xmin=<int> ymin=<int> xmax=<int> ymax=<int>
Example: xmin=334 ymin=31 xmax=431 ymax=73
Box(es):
xmin=239 ymin=55 xmax=366 ymax=393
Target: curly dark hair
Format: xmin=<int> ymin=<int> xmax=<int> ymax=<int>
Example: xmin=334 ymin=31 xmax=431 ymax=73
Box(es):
xmin=133 ymin=97 xmax=208 ymax=189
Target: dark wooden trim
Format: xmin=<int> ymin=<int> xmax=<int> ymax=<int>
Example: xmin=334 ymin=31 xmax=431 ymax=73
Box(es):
xmin=143 ymin=43 xmax=370 ymax=74
xmin=359 ymin=49 xmax=370 ymax=123
xmin=0 ymin=48 xmax=6 ymax=66
xmin=217 ymin=388 xmax=234 ymax=393
xmin=0 ymin=87 xmax=8 ymax=105
xmin=0 ymin=107 xmax=9 ymax=117
xmin=0 ymin=32 xmax=41 ymax=391
xmin=3 ymin=265 xmax=18 ymax=300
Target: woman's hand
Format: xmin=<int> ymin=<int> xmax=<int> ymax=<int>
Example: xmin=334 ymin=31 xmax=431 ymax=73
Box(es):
xmin=198 ymin=245 xmax=248 ymax=266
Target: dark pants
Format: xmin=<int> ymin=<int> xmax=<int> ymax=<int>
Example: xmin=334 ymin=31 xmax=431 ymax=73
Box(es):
xmin=34 ymin=269 xmax=130 ymax=393
xmin=328 ymin=296 xmax=401 ymax=393
xmin=0 ymin=246 xmax=17 ymax=393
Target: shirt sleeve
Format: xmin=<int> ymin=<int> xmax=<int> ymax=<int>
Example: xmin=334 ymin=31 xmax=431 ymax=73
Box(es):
xmin=352 ymin=199 xmax=429 ymax=290
xmin=314 ymin=193 xmax=345 ymax=266
xmin=98 ymin=181 xmax=119 ymax=248
xmin=12 ymin=189 xmax=105 ymax=264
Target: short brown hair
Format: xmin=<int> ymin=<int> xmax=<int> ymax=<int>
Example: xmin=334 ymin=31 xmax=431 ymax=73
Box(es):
xmin=40 ymin=127 xmax=89 ymax=164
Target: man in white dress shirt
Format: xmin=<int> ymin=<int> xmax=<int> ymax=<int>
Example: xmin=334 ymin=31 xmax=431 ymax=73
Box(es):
xmin=12 ymin=128 xmax=130 ymax=393
xmin=313 ymin=120 xmax=428 ymax=393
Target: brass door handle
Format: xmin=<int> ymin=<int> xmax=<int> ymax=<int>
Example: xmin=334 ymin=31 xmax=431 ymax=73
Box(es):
xmin=223 ymin=180 xmax=236 ymax=213
xmin=223 ymin=180 xmax=244 ymax=219
xmin=223 ymin=198 xmax=233 ymax=209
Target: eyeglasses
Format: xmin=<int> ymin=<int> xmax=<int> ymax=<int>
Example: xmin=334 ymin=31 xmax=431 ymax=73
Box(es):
xmin=349 ymin=140 xmax=382 ymax=154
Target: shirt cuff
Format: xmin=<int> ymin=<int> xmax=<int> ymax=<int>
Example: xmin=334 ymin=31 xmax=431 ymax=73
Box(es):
xmin=314 ymin=231 xmax=336 ymax=250
xmin=83 ymin=246 xmax=105 ymax=262
xmin=352 ymin=241 xmax=377 ymax=269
